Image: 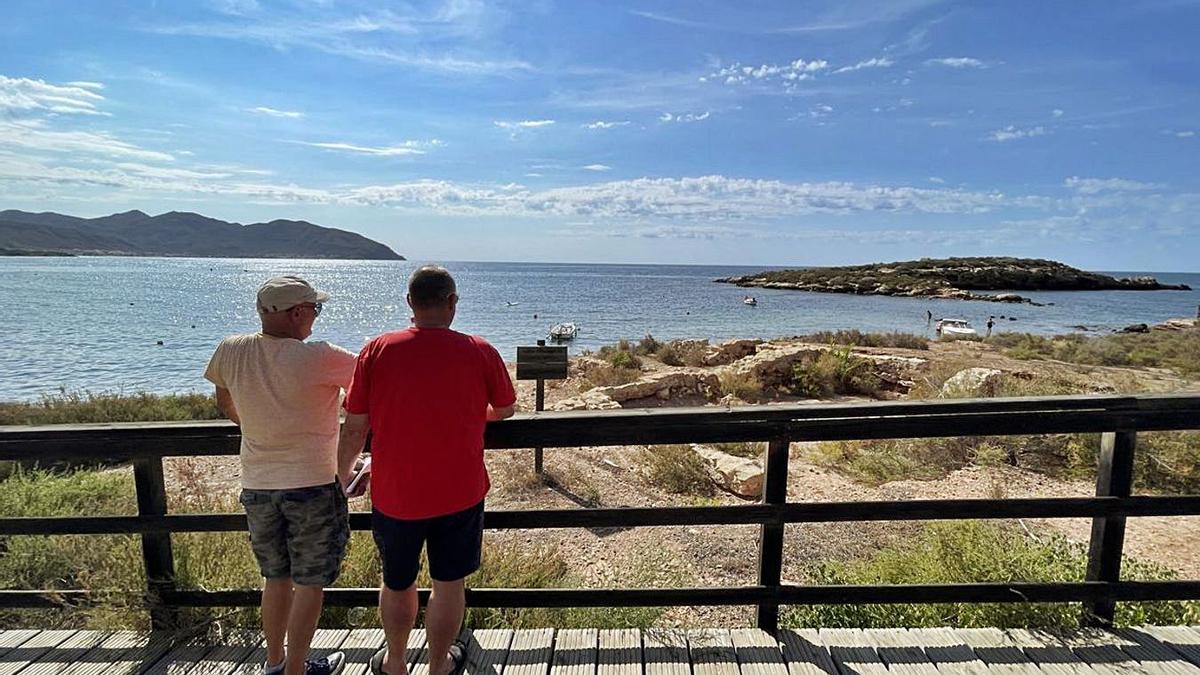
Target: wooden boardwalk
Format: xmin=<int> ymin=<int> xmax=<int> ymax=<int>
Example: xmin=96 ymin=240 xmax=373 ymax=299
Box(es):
xmin=1 ymin=626 xmax=1199 ymax=675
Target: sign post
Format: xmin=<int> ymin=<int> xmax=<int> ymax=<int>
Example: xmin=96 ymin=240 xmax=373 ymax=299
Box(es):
xmin=516 ymin=340 xmax=569 ymax=475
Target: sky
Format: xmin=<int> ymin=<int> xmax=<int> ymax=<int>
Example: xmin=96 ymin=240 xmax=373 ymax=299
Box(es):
xmin=1 ymin=1 xmax=1198 ymax=270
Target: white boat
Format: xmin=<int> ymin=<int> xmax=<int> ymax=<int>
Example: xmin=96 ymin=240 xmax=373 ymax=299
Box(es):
xmin=743 ymin=296 xmax=758 ymax=306
xmin=936 ymin=318 xmax=977 ymax=337
xmin=548 ymin=322 xmax=579 ymax=340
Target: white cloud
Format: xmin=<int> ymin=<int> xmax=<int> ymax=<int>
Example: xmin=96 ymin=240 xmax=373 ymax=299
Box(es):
xmin=0 ymin=75 xmax=110 ymax=116
xmin=660 ymin=111 xmax=710 ymax=123
xmin=494 ymin=119 xmax=555 ymax=129
xmin=584 ymin=120 xmax=630 ymax=129
xmin=1064 ymin=177 xmax=1160 ymax=194
xmin=929 ymin=177 xmax=945 ymax=184
xmin=65 ymin=81 xmax=105 ymax=90
xmin=1177 ymin=130 xmax=1195 ymax=138
xmin=1052 ymin=109 xmax=1064 ymax=118
xmin=582 ymin=164 xmax=611 ymax=171
xmin=710 ymin=59 xmax=828 ymax=92
xmin=295 ymin=140 xmax=438 ymax=156
xmin=809 ymin=104 xmax=834 ymax=118
xmin=247 ymin=106 xmax=304 ymax=118
xmin=926 ymin=57 xmax=985 ymax=68
xmin=988 ymin=125 xmax=1047 ymax=142
xmin=0 ymin=120 xmax=174 ymax=162
xmin=833 ymin=57 xmax=894 ymax=74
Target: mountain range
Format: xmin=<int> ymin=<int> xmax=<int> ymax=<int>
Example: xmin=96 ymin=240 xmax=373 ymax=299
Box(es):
xmin=0 ymin=209 xmax=403 ymax=260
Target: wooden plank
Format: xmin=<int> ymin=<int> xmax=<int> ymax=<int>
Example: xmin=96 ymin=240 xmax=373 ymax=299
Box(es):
xmin=1004 ymin=629 xmax=1102 ymax=675
xmin=778 ymin=629 xmax=838 ymax=675
xmin=756 ymin=439 xmax=790 ymax=631
xmin=59 ymin=631 xmax=175 ymax=675
xmin=516 ymin=346 xmax=569 ymax=381
xmin=597 ymin=630 xmax=640 ymax=675
xmin=904 ymin=628 xmax=990 ymax=675
xmin=139 ymin=631 xmax=218 ymax=675
xmin=503 ymin=629 xmax=554 ymax=675
xmin=1129 ymin=627 xmax=1200 ymax=669
xmin=954 ymin=628 xmax=1045 ymax=675
xmin=1083 ymin=432 xmax=1136 ymax=626
xmin=339 ymin=629 xmax=385 ymax=675
xmin=404 ymin=629 xmax=433 ymax=675
xmin=194 ymin=629 xmax=263 ymax=675
xmin=689 ymin=629 xmax=738 ymax=675
xmin=1082 ymin=628 xmax=1200 ymax=675
xmin=0 ymin=631 xmax=76 ymax=675
xmin=818 ymin=628 xmax=889 ymax=675
xmin=862 ymin=629 xmax=941 ymax=675
xmin=15 ymin=630 xmax=111 ymax=675
xmin=732 ymin=628 xmax=788 ymax=675
xmin=643 ymin=629 xmax=689 ymax=675
xmin=0 ymin=632 xmax=38 ymax=660
xmin=463 ymin=629 xmax=514 ymax=675
xmin=551 ymin=629 xmax=597 ymax=675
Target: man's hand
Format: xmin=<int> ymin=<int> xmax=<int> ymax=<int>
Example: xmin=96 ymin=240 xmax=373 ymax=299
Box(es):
xmin=214 ymin=386 xmax=240 ymax=425
xmin=487 ymin=403 xmax=516 ymax=421
xmin=337 ymin=412 xmax=371 ymax=491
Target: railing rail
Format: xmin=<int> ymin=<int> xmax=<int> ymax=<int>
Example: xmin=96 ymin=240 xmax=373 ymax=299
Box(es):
xmin=2 ymin=393 xmax=1200 ymax=632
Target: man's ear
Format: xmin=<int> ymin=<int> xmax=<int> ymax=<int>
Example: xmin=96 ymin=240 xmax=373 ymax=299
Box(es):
xmin=405 ymin=293 xmax=414 ymax=310
xmin=448 ymin=293 xmax=459 ymax=309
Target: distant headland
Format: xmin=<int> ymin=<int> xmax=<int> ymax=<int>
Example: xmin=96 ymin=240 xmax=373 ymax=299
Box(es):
xmin=717 ymin=256 xmax=1191 ymax=305
xmin=0 ymin=209 xmax=403 ymax=260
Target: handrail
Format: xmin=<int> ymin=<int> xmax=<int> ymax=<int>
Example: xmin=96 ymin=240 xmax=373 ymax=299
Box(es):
xmin=2 ymin=393 xmax=1199 ymax=633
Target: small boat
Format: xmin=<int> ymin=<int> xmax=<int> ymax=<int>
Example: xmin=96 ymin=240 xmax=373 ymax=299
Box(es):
xmin=743 ymin=296 xmax=758 ymax=306
xmin=936 ymin=318 xmax=977 ymax=337
xmin=548 ymin=322 xmax=579 ymax=340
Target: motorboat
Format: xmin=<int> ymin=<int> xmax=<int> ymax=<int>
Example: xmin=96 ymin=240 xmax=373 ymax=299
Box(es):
xmin=548 ymin=322 xmax=579 ymax=340
xmin=936 ymin=318 xmax=977 ymax=337
xmin=743 ymin=296 xmax=758 ymax=306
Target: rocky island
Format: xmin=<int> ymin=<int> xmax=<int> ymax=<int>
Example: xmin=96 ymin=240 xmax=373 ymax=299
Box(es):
xmin=717 ymin=256 xmax=1190 ymax=304
xmin=0 ymin=209 xmax=403 ymax=260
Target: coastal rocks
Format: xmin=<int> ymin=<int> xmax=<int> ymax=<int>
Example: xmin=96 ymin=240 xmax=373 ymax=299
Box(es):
xmin=703 ymin=339 xmax=762 ymax=366
xmin=552 ymin=390 xmax=622 ymax=411
xmin=941 ymin=368 xmax=1005 ymax=398
xmin=726 ymin=343 xmax=927 ymax=395
xmin=1119 ymin=323 xmax=1151 ymax=334
xmin=555 ymin=369 xmax=721 ymax=410
xmin=692 ymin=444 xmax=764 ymax=498
xmin=1153 ymin=318 xmax=1198 ymax=331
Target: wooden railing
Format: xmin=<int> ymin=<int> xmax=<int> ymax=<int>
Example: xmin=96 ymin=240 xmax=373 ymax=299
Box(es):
xmin=2 ymin=394 xmax=1200 ymax=633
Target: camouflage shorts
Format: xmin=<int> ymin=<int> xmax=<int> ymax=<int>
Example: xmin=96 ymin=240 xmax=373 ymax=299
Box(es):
xmin=239 ymin=481 xmax=350 ymax=587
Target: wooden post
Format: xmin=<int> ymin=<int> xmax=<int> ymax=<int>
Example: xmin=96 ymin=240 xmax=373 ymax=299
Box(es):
xmin=134 ymin=456 xmax=178 ymax=630
xmin=756 ymin=437 xmax=790 ymax=634
xmin=535 ymin=339 xmax=546 ymax=475
xmin=1083 ymin=430 xmax=1136 ymax=626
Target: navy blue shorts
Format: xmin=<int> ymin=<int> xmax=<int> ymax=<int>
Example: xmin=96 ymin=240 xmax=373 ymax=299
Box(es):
xmin=371 ymin=500 xmax=485 ymax=590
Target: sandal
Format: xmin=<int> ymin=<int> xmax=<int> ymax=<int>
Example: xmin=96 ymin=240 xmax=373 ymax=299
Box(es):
xmin=369 ymin=646 xmax=388 ymax=675
xmin=448 ymin=640 xmax=468 ymax=675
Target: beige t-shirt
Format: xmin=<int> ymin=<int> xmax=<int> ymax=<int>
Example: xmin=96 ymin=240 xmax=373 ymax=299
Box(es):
xmin=204 ymin=333 xmax=357 ymax=490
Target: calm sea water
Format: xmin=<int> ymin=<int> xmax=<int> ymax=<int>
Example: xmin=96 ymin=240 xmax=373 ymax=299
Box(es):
xmin=1 ymin=257 xmax=1197 ymax=401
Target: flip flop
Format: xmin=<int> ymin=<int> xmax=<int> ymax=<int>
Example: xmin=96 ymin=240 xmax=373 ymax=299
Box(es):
xmin=448 ymin=640 xmax=468 ymax=675
xmin=369 ymin=646 xmax=388 ymax=675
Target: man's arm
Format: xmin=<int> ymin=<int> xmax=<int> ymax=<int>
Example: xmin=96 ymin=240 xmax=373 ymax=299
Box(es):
xmin=214 ymin=386 xmax=240 ymax=425
xmin=337 ymin=412 xmax=371 ymax=487
xmin=487 ymin=403 xmax=516 ymax=421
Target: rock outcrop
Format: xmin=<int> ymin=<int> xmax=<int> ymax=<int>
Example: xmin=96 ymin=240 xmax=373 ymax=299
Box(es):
xmin=941 ymin=368 xmax=1006 ymax=398
xmin=692 ymin=445 xmax=764 ymax=498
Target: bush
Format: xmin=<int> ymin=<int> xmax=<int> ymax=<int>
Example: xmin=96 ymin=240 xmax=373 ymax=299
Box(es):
xmin=789 ymin=347 xmax=880 ymax=399
xmin=638 ymin=444 xmax=714 ymax=495
xmin=635 ymin=334 xmax=662 ymax=356
xmin=710 ymin=442 xmax=764 ymax=459
xmin=597 ymin=341 xmax=642 ymax=370
xmin=661 ymin=340 xmax=709 ymax=367
xmin=989 ymin=329 xmax=1200 ymax=377
xmin=0 ymin=390 xmax=222 ymax=425
xmin=584 ymin=363 xmax=642 ymax=388
xmin=656 ymin=343 xmax=683 ymax=366
xmin=799 ymin=330 xmax=929 ymax=350
xmin=783 ymin=521 xmax=1197 ymax=628
xmin=718 ymin=370 xmax=763 ymax=402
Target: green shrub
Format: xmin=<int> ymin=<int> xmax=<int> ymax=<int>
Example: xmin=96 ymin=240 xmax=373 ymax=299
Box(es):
xmin=0 ymin=390 xmax=222 ymax=425
xmin=718 ymin=370 xmax=763 ymax=402
xmin=638 ymin=444 xmax=714 ymax=495
xmin=663 ymin=340 xmax=710 ymax=367
xmin=790 ymin=347 xmax=880 ymax=399
xmin=584 ymin=364 xmax=642 ymax=388
xmin=989 ymin=329 xmax=1200 ymax=377
xmin=783 ymin=521 xmax=1197 ymax=628
xmin=635 ymin=334 xmax=663 ymax=356
xmin=657 ymin=343 xmax=683 ymax=366
xmin=799 ymin=330 xmax=929 ymax=350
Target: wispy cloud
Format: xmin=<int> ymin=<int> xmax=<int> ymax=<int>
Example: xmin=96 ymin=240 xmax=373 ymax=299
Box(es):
xmin=247 ymin=106 xmax=303 ymax=118
xmin=0 ymin=75 xmax=110 ymax=116
xmin=659 ymin=111 xmax=710 ymax=123
xmin=833 ymin=57 xmax=894 ymax=74
xmin=582 ymin=164 xmax=611 ymax=171
xmin=1052 ymin=109 xmax=1064 ymax=118
xmin=707 ymin=59 xmax=828 ymax=91
xmin=294 ymin=140 xmax=439 ymax=156
xmin=65 ymin=81 xmax=105 ymax=90
xmin=583 ymin=120 xmax=630 ymax=129
xmin=1064 ymin=176 xmax=1160 ymax=194
xmin=988 ymin=125 xmax=1047 ymax=142
xmin=494 ymin=120 xmax=555 ymax=130
xmin=0 ymin=120 xmax=173 ymax=162
xmin=926 ymin=57 xmax=986 ymax=68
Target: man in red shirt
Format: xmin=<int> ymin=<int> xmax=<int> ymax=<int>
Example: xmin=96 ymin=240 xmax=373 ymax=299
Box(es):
xmin=337 ymin=265 xmax=516 ymax=675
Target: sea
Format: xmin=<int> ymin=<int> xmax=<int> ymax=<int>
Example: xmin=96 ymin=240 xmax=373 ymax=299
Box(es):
xmin=1 ymin=257 xmax=1197 ymax=401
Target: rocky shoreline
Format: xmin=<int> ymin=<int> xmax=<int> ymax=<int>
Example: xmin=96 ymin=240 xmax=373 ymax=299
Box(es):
xmin=717 ymin=256 xmax=1190 ymax=305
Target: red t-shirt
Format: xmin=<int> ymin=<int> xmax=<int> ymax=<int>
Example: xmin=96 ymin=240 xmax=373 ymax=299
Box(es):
xmin=344 ymin=327 xmax=516 ymax=520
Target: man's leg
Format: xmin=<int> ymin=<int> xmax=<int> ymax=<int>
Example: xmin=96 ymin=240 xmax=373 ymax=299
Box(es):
xmin=284 ymin=584 xmax=325 ymax=675
xmin=380 ymin=582 xmax=420 ymax=675
xmin=425 ymin=579 xmax=466 ymax=675
xmin=262 ymin=576 xmax=293 ymax=667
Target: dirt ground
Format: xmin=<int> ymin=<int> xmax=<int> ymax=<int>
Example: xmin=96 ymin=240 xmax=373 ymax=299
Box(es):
xmin=165 ymin=338 xmax=1200 ymax=628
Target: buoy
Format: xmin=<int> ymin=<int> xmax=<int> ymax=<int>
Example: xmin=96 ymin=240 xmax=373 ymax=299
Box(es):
xmin=156 ymin=340 xmax=164 ymax=346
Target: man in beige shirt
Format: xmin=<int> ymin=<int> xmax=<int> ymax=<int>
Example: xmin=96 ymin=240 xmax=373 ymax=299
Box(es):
xmin=204 ymin=275 xmax=356 ymax=675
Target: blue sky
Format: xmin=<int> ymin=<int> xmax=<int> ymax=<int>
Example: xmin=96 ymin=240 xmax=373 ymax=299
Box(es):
xmin=1 ymin=1 xmax=1198 ymax=269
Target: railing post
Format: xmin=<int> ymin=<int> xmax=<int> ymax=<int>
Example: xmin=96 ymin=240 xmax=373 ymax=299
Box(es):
xmin=534 ymin=377 xmax=545 ymax=475
xmin=1083 ymin=430 xmax=1136 ymax=626
xmin=756 ymin=437 xmax=789 ymax=634
xmin=134 ymin=456 xmax=178 ymax=630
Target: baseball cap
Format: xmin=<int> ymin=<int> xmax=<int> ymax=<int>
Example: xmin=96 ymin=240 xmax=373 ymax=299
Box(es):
xmin=256 ymin=275 xmax=331 ymax=314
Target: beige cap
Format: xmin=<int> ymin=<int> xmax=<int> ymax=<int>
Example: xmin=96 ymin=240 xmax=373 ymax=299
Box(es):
xmin=256 ymin=275 xmax=330 ymax=314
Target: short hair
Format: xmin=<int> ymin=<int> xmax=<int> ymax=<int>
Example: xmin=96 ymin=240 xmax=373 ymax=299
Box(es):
xmin=408 ymin=265 xmax=457 ymax=309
